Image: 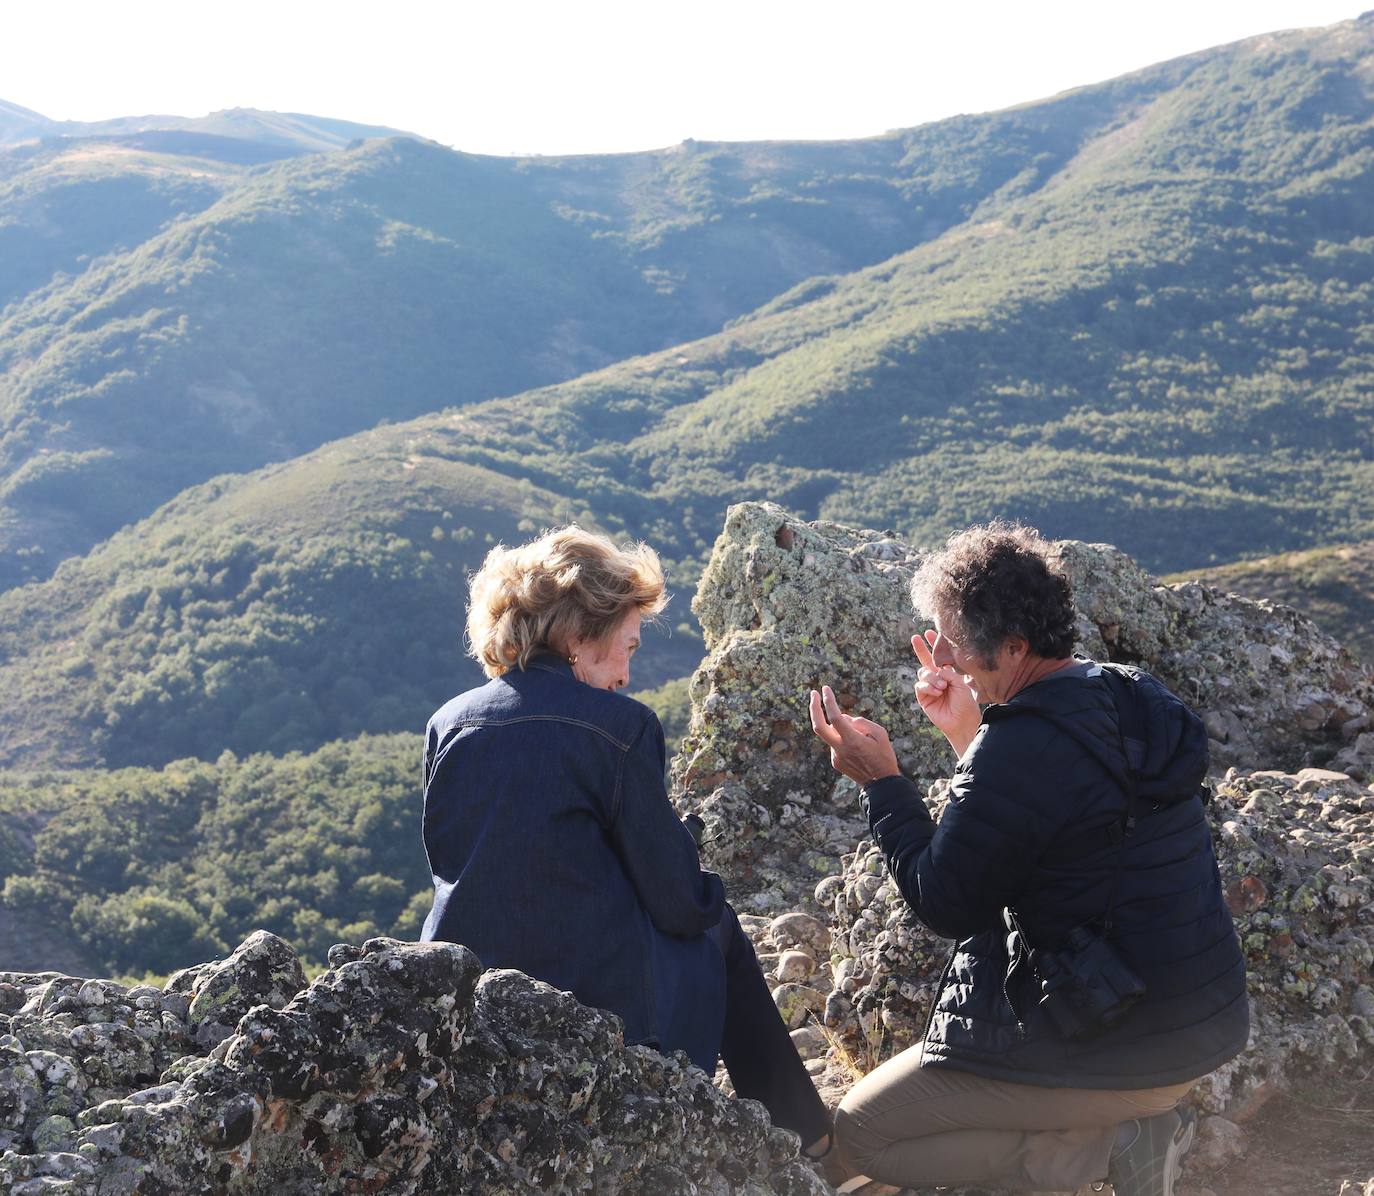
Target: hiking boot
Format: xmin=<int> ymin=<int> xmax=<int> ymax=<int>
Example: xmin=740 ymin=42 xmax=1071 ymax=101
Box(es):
xmin=1107 ymin=1106 xmax=1196 ymax=1196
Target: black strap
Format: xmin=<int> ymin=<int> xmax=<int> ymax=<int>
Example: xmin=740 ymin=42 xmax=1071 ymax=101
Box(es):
xmin=1006 ymin=665 xmax=1144 ymax=947
xmin=1100 ymin=671 xmax=1139 ymax=931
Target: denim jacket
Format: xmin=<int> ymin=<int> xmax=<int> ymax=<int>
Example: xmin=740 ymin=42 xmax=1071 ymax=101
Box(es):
xmin=420 ymin=653 xmax=727 ymax=1068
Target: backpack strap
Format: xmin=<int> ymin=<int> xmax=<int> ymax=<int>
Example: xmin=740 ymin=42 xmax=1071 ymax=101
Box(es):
xmin=1000 ymin=664 xmax=1144 ymax=945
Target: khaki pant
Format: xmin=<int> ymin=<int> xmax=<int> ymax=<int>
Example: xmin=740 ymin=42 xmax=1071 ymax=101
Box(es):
xmin=833 ymin=1044 xmax=1195 ymax=1191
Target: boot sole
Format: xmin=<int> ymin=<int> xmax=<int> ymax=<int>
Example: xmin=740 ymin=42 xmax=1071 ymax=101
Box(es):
xmin=1163 ymin=1110 xmax=1195 ymax=1195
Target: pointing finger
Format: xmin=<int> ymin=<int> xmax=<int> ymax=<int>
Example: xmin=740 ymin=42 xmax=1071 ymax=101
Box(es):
xmin=809 ymin=689 xmax=842 ymax=747
xmin=822 ymin=686 xmax=855 ymax=740
xmin=911 ymin=633 xmax=936 ymax=671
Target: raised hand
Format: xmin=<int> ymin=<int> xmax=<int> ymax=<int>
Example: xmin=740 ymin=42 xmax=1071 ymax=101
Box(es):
xmin=808 ymin=685 xmax=901 ymax=787
xmin=911 ymin=630 xmax=982 ymax=757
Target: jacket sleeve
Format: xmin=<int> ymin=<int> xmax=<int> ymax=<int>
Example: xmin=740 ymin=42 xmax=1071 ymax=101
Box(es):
xmin=607 ymin=712 xmax=726 ymax=938
xmin=863 ymin=722 xmax=1053 ymax=940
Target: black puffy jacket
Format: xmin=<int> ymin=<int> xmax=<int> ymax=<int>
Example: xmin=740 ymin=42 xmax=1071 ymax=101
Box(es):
xmin=862 ymin=660 xmax=1249 ymax=1088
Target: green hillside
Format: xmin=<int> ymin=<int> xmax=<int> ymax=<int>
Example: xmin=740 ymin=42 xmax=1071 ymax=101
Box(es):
xmin=403 ymin=12 xmax=1374 ymax=571
xmin=0 ymin=418 xmax=710 ymax=769
xmin=0 ymin=63 xmax=1211 ymax=590
xmin=0 ymin=136 xmax=258 ymax=308
xmin=0 ymin=103 xmax=428 ymax=308
xmin=1 ymin=14 xmax=1373 ymax=771
xmin=0 ymin=734 xmax=429 ymax=977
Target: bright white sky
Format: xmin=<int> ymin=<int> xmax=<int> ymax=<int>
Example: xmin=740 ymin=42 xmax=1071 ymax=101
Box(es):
xmin=3 ymin=0 xmax=1367 ymax=156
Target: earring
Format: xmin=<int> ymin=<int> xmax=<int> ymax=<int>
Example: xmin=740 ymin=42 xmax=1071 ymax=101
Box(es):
xmin=568 ymin=654 xmax=579 ymax=665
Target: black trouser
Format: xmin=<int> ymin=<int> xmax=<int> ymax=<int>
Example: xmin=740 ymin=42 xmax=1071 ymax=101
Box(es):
xmin=706 ymin=903 xmax=832 ymax=1146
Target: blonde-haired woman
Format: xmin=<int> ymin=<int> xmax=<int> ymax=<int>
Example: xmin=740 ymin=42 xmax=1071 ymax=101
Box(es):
xmin=420 ymin=526 xmax=832 ymax=1155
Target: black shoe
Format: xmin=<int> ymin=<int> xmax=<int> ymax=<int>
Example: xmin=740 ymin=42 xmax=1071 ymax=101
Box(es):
xmin=1107 ymin=1107 xmax=1195 ymax=1196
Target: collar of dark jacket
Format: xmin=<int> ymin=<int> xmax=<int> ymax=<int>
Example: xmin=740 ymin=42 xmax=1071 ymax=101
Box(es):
xmin=525 ymin=652 xmax=575 ymax=679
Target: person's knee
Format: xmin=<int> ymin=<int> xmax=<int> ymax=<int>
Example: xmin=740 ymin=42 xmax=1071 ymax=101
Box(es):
xmin=832 ymin=1095 xmax=881 ymax=1174
xmin=712 ymin=903 xmax=760 ymax=971
xmin=716 ymin=901 xmax=742 ymax=941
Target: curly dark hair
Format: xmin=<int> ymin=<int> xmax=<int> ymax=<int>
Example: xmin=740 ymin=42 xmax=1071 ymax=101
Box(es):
xmin=910 ymin=522 xmax=1077 ymax=665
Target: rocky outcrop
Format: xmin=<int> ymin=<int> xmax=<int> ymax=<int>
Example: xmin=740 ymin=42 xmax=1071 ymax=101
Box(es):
xmin=670 ymin=503 xmax=1374 ymax=1180
xmin=7 ymin=503 xmax=1374 ymax=1194
xmin=1058 ymin=541 xmax=1373 ymax=775
xmin=734 ymin=912 xmax=837 ymax=1088
xmin=0 ymin=933 xmax=827 ymax=1195
xmin=671 ymin=503 xmax=1374 ymax=909
xmin=669 ymin=505 xmax=938 ymax=912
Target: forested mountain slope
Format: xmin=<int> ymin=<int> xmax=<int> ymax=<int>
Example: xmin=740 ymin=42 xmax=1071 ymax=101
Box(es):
xmin=0 ymin=430 xmax=654 ymax=768
xmin=378 ymin=12 xmax=1374 ymax=574
xmin=0 ymin=105 xmax=426 ymax=308
xmin=0 ymin=47 xmax=1220 ymax=589
xmin=0 ymin=14 xmax=1372 ymax=771
xmin=0 ymin=734 xmax=426 ymax=977
xmin=0 ymin=134 xmax=281 ymax=309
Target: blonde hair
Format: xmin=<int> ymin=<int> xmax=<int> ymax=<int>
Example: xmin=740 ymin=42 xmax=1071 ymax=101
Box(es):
xmin=466 ymin=525 xmax=668 ymax=678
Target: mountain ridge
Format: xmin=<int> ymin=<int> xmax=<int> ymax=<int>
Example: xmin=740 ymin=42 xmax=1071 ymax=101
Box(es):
xmin=0 ymin=13 xmax=1372 ymax=769
xmin=0 ymin=101 xmax=423 ymax=152
xmin=0 ymin=74 xmax=1185 ymax=588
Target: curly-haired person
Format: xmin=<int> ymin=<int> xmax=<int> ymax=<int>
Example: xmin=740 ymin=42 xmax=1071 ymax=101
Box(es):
xmin=811 ymin=523 xmax=1248 ymax=1196
xmin=420 ymin=525 xmax=833 ymax=1159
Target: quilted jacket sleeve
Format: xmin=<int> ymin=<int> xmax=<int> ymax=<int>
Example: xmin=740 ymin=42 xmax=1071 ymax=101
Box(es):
xmin=863 ymin=720 xmax=1065 ymax=939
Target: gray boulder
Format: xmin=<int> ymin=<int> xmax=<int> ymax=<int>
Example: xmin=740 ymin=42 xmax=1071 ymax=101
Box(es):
xmin=0 ymin=936 xmax=829 ymax=1195
xmin=670 ymin=503 xmax=937 ymax=911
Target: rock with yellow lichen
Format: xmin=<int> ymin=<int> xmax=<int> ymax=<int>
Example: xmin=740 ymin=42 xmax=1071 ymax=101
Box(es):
xmin=669 ymin=503 xmax=940 ymax=912
xmin=0 ymin=934 xmax=828 ymax=1195
xmin=672 ymin=503 xmax=1374 ymax=910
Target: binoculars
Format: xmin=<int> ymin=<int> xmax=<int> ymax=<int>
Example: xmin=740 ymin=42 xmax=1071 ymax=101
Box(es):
xmin=1031 ymin=926 xmax=1147 ymax=1041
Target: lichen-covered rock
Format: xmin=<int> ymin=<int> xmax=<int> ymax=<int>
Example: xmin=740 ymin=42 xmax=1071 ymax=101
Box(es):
xmin=0 ymin=969 xmax=193 ymax=1148
xmin=0 ymin=936 xmax=829 ymax=1194
xmin=672 ymin=503 xmax=1373 ymax=907
xmin=1059 ymin=543 xmax=1374 ymax=774
xmin=670 ymin=503 xmax=941 ymax=910
xmin=186 ymin=930 xmax=308 ymax=1049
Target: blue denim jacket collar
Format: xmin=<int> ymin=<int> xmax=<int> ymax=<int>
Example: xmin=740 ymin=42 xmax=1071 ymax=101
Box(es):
xmin=525 ymin=652 xmax=575 ymax=680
